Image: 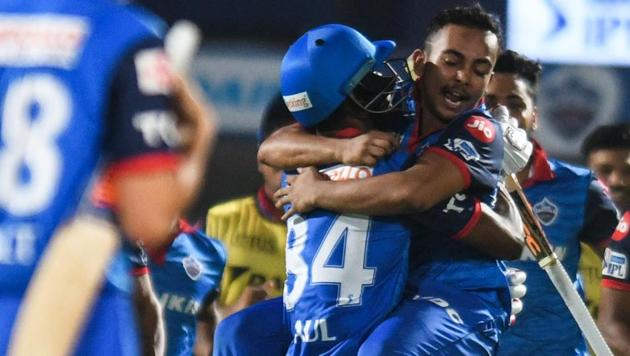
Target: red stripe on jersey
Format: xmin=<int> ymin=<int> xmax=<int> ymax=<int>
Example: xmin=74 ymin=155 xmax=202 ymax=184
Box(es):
xmin=452 ymin=198 xmax=482 ymax=240
xmin=521 ymin=141 xmax=555 ymax=189
xmin=108 ymin=152 xmax=181 ymax=179
xmin=602 ymin=278 xmax=630 ymax=292
xmin=131 ymin=266 xmax=149 ymax=277
xmin=612 ymin=211 xmax=630 ymax=241
xmin=424 ymin=146 xmax=472 ymax=189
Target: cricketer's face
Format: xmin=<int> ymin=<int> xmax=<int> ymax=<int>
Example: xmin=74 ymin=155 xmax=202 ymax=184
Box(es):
xmin=486 ymin=73 xmax=538 ymax=136
xmin=417 ymin=24 xmax=499 ymax=123
xmin=588 ymin=149 xmax=630 ymax=211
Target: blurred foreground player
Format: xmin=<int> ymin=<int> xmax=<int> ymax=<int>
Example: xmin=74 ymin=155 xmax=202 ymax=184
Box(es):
xmin=0 ymin=0 xmax=214 ymax=355
xmin=485 ymin=50 xmax=618 ymax=355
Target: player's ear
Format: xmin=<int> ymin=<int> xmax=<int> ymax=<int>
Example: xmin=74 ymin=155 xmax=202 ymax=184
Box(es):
xmin=408 ymin=49 xmax=426 ymax=81
xmin=532 ymin=106 xmax=539 ymax=131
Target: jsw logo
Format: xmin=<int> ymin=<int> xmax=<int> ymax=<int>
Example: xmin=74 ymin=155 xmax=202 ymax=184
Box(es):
xmin=158 ymin=292 xmax=200 ymax=315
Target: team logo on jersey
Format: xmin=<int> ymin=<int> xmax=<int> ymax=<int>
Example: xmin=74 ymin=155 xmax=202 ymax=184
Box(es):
xmin=612 ymin=213 xmax=630 ymax=241
xmin=182 ymin=255 xmax=203 ymax=280
xmin=533 ymin=198 xmax=558 ymax=226
xmin=284 ymin=92 xmax=313 ymax=112
xmin=444 ymin=138 xmax=480 ymax=161
xmin=465 ymin=116 xmax=496 ymax=143
xmin=603 ymin=248 xmax=627 ymax=279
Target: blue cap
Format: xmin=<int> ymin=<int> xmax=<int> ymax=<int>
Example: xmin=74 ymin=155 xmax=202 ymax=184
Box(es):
xmin=281 ymin=24 xmax=396 ymax=128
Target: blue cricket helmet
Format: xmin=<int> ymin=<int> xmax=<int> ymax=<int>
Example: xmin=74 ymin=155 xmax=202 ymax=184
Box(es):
xmin=280 ymin=24 xmax=396 ymax=128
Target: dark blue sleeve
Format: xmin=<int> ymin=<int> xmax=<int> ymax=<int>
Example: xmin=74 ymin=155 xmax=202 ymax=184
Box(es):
xmin=578 ymin=177 xmax=619 ymax=244
xmin=103 ymin=37 xmax=181 ymax=164
xmin=410 ymin=192 xmax=482 ymax=239
xmin=425 ymin=114 xmax=503 ymax=193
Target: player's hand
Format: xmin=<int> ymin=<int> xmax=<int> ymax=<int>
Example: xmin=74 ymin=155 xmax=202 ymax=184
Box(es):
xmin=338 ymin=131 xmax=399 ymax=166
xmin=274 ymin=167 xmax=328 ymax=220
xmin=506 ymin=267 xmax=527 ymax=325
xmin=491 ymin=105 xmax=532 ymax=177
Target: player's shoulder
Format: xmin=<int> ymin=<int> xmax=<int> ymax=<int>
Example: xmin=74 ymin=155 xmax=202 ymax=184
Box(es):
xmin=176 ymin=228 xmax=227 ymax=265
xmin=447 ymin=108 xmax=499 ymax=144
xmin=548 ymin=158 xmax=592 ymax=180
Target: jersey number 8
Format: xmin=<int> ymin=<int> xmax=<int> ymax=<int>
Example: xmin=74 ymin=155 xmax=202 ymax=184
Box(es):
xmin=0 ymin=74 xmax=71 ymax=216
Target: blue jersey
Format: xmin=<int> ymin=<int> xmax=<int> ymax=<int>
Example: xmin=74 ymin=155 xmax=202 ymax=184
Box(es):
xmin=283 ymin=112 xmax=419 ymax=355
xmin=0 ymin=1 xmax=181 ymax=354
xmin=499 ymin=144 xmax=618 ymax=355
xmin=408 ymin=108 xmax=508 ymax=294
xmin=149 ymin=221 xmax=226 ymax=356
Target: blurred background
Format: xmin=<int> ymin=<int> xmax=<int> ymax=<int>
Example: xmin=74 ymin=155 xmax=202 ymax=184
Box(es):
xmin=135 ymin=0 xmax=630 ymax=221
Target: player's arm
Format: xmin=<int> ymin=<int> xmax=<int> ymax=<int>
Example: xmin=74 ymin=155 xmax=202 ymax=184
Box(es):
xmin=258 ymin=123 xmax=398 ymax=168
xmin=193 ymin=291 xmax=219 ymax=356
xmin=103 ymin=39 xmax=215 ymax=251
xmin=464 ymin=183 xmax=524 ymax=260
xmin=134 ymin=272 xmax=166 ymax=356
xmin=578 ymin=178 xmax=619 ymax=257
xmin=114 ymin=74 xmax=214 ymax=251
xmin=276 ymin=150 xmax=467 ymax=216
xmin=598 ymin=287 xmax=630 ymax=355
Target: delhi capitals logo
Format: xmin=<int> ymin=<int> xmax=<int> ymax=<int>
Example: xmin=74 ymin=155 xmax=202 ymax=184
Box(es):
xmin=533 ymin=198 xmax=558 ymax=226
xmin=182 ymin=255 xmax=203 ymax=280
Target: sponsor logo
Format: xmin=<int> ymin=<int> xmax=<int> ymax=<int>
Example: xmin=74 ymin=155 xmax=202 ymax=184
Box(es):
xmin=465 ymin=116 xmax=496 ymax=143
xmin=134 ymin=48 xmax=173 ymax=95
xmin=319 ymin=164 xmax=373 ymax=181
xmin=182 ymin=255 xmax=203 ymax=280
xmin=444 ymin=138 xmax=480 ymax=161
xmin=0 ymin=15 xmax=88 ymax=68
xmin=283 ymin=92 xmax=313 ymax=112
xmin=533 ymin=198 xmax=558 ymax=226
xmin=603 ymin=248 xmax=627 ymax=279
xmin=612 ymin=214 xmax=630 ymax=241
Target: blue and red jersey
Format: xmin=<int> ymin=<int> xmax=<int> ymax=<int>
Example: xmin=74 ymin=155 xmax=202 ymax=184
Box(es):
xmin=602 ymin=211 xmax=630 ymax=291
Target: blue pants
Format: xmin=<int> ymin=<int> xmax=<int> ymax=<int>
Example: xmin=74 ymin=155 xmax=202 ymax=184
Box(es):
xmin=358 ymin=280 xmax=510 ymax=356
xmin=213 ymin=297 xmax=290 ymax=356
xmin=0 ymin=291 xmax=139 ymax=356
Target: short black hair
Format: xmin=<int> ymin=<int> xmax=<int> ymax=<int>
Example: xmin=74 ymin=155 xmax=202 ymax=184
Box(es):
xmin=426 ymin=3 xmax=504 ymax=50
xmin=582 ymin=123 xmax=630 ymax=158
xmin=494 ymin=49 xmax=542 ymax=99
xmin=258 ymin=92 xmax=295 ymax=144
